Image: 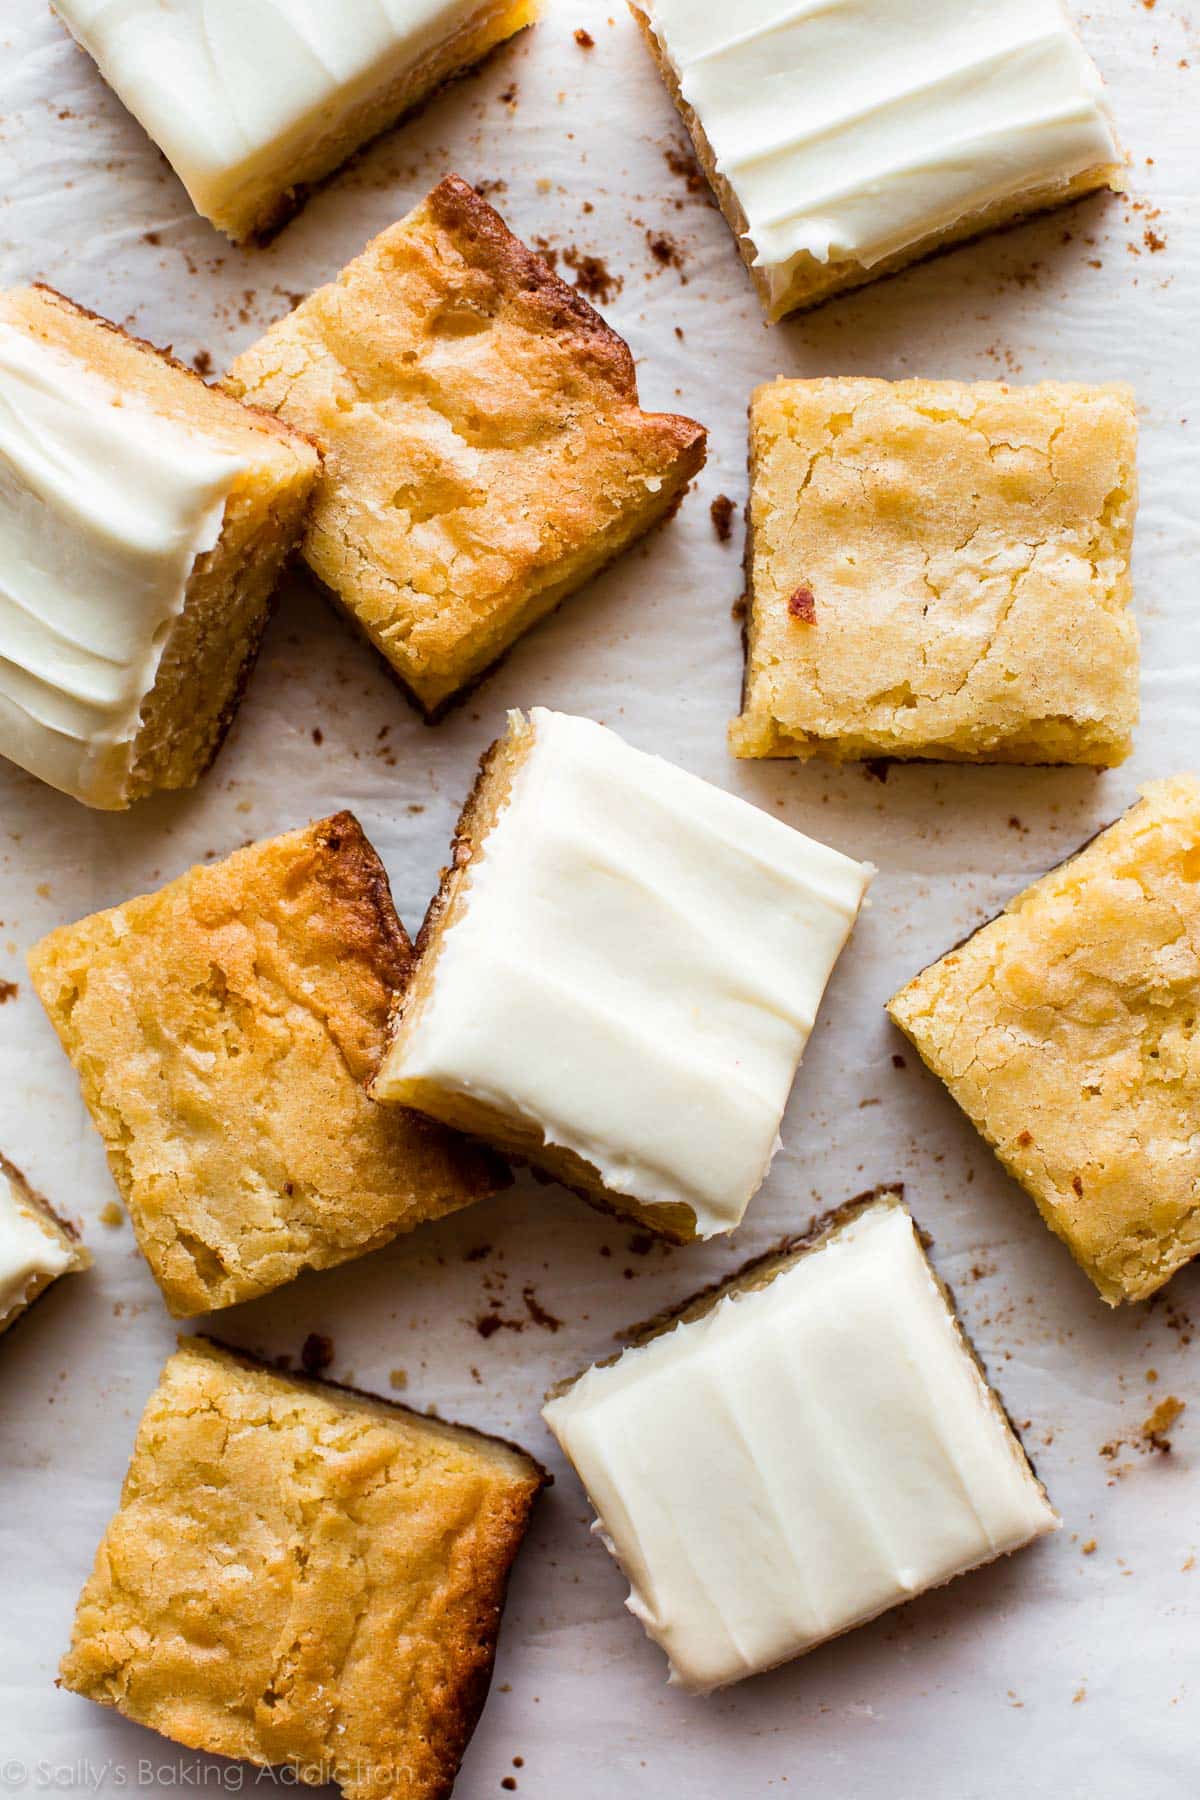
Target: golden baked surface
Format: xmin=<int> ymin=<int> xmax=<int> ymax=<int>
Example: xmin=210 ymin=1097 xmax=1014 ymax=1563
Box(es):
xmin=731 ymin=377 xmax=1139 ymax=765
xmin=28 ymin=814 xmax=500 ymax=1316
xmin=60 ymin=1339 xmax=547 ymax=1800
xmin=889 ymin=776 xmax=1200 ymax=1305
xmin=224 ymin=174 xmax=706 ymax=715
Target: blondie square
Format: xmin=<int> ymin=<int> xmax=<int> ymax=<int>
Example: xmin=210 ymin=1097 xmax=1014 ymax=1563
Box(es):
xmin=28 ymin=814 xmax=501 ymax=1317
xmin=731 ymin=377 xmax=1139 ymax=765
xmin=54 ymin=0 xmax=538 ymax=243
xmin=0 ymin=1152 xmax=90 ymax=1336
xmin=0 ymin=285 xmax=318 ymax=809
xmin=889 ymin=777 xmax=1200 ymax=1305
xmin=224 ymin=176 xmax=707 ymax=717
xmin=372 ymin=707 xmax=872 ymax=1241
xmin=61 ymin=1339 xmax=547 ymax=1800
xmin=544 ymin=1192 xmax=1056 ymax=1692
xmin=632 ymin=0 xmax=1124 ymax=319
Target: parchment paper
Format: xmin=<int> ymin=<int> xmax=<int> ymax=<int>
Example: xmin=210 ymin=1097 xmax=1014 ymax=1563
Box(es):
xmin=1 ymin=3 xmax=1198 ymax=1795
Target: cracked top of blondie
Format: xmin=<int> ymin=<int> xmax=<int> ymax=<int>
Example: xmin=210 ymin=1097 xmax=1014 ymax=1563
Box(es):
xmin=27 ymin=814 xmax=501 ymax=1315
xmin=731 ymin=375 xmax=1138 ymax=765
xmin=60 ymin=1338 xmax=547 ymax=1800
xmin=225 ymin=175 xmax=706 ymax=715
xmin=889 ymin=775 xmax=1200 ymax=1304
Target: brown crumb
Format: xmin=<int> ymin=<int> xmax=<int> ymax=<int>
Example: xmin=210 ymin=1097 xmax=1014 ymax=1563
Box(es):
xmin=464 ymin=1243 xmax=493 ymax=1263
xmin=1144 ymin=227 xmax=1166 ymax=252
xmin=731 ymin=595 xmax=747 ymax=622
xmin=99 ymin=1201 xmax=124 ymax=1229
xmin=627 ymin=1233 xmax=655 ymax=1256
xmin=388 ymin=1369 xmax=408 ymax=1390
xmin=710 ymin=494 xmax=735 ymax=543
xmin=523 ymin=1286 xmax=563 ymax=1332
xmin=1073 ymin=1688 xmax=1086 ymax=1704
xmin=646 ymin=230 xmax=685 ymax=271
xmin=191 ymin=349 xmax=213 ymax=377
xmin=498 ymin=83 xmax=518 ymax=105
xmin=891 ymin=1053 xmax=906 ymax=1069
xmin=300 ymin=1332 xmax=334 ymax=1375
xmin=311 ymin=727 xmax=324 ymax=745
xmin=1183 ymin=1554 xmax=1195 ymax=1572
xmin=561 ymin=247 xmax=621 ymax=304
xmin=1142 ymin=1395 xmax=1185 ymax=1450
xmin=1081 ymin=1539 xmax=1097 ymax=1554
xmin=0 ymin=979 xmax=17 ymax=1004
xmin=501 ymin=1782 xmax=517 ymax=1793
xmin=787 ymin=585 xmax=816 ymax=623
xmin=663 ymin=141 xmax=707 ymax=195
xmin=574 ymin=27 xmax=594 ymax=47
xmin=862 ymin=758 xmax=890 ymax=784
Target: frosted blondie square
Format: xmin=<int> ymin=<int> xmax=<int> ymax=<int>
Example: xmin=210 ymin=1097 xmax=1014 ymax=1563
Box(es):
xmin=54 ymin=0 xmax=539 ymax=242
xmin=632 ymin=0 xmax=1124 ymax=319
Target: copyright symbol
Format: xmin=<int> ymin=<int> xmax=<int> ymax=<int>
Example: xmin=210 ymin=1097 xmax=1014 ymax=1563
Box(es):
xmin=0 ymin=1762 xmax=26 ymax=1788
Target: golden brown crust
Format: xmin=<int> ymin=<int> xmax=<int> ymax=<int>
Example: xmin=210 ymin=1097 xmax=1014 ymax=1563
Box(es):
xmin=28 ymin=816 xmax=502 ymax=1316
xmin=60 ymin=1338 xmax=547 ymax=1800
xmin=889 ymin=775 xmax=1200 ymax=1305
xmin=225 ymin=176 xmax=706 ymax=714
xmin=730 ymin=377 xmax=1139 ymax=765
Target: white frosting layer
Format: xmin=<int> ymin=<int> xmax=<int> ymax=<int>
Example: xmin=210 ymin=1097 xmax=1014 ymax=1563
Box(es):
xmin=0 ymin=1169 xmax=73 ymax=1331
xmin=544 ymin=1198 xmax=1058 ymax=1692
xmin=643 ymin=0 xmax=1120 ymax=303
xmin=0 ymin=321 xmax=243 ymax=808
xmin=391 ymin=708 xmax=872 ymax=1235
xmin=54 ymin=0 xmax=496 ymax=230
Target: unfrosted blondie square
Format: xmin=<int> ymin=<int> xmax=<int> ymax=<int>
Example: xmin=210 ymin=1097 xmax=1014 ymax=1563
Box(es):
xmin=0 ymin=1153 xmax=90 ymax=1336
xmin=544 ymin=1192 xmax=1056 ymax=1692
xmin=61 ymin=1339 xmax=547 ymax=1800
xmin=731 ymin=377 xmax=1139 ymax=765
xmin=889 ymin=777 xmax=1200 ymax=1305
xmin=632 ymin=0 xmax=1124 ymax=319
xmin=224 ymin=176 xmax=707 ymax=717
xmin=372 ymin=707 xmax=872 ymax=1241
xmin=54 ymin=0 xmax=539 ymax=242
xmin=0 ymin=284 xmax=318 ymax=809
xmin=28 ymin=814 xmax=501 ymax=1317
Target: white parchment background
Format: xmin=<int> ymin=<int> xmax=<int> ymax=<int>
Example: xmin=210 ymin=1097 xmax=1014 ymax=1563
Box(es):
xmin=1 ymin=3 xmax=1198 ymax=1796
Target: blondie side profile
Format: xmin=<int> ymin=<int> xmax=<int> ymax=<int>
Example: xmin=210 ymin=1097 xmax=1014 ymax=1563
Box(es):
xmin=61 ymin=1339 xmax=547 ymax=1800
xmin=544 ymin=1192 xmax=1056 ymax=1692
xmin=372 ymin=708 xmax=872 ymax=1240
xmin=28 ymin=815 xmax=502 ymax=1316
xmin=53 ymin=0 xmax=539 ymax=242
xmin=0 ymin=1153 xmax=90 ymax=1335
xmin=224 ymin=176 xmax=707 ymax=717
xmin=889 ymin=777 xmax=1200 ymax=1305
xmin=632 ymin=0 xmax=1124 ymax=318
xmin=0 ymin=284 xmax=318 ymax=809
xmin=731 ymin=377 xmax=1139 ymax=765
